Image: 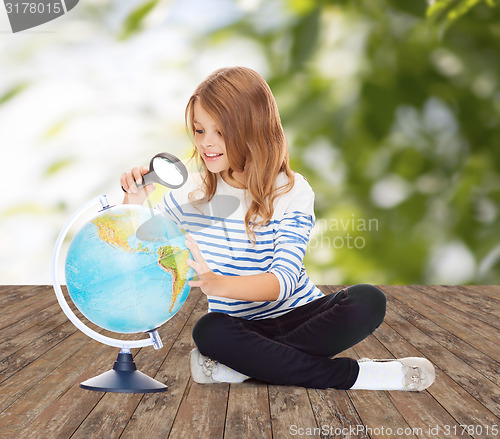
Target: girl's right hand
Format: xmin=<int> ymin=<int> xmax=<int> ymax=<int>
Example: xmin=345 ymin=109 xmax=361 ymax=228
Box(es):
xmin=121 ymin=166 xmax=156 ymax=205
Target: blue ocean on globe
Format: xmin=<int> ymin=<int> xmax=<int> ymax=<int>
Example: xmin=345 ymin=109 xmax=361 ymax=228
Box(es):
xmin=65 ymin=204 xmax=194 ymax=334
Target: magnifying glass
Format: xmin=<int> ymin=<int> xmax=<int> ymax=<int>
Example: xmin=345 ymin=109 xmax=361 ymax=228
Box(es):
xmin=136 ymin=152 xmax=188 ymax=190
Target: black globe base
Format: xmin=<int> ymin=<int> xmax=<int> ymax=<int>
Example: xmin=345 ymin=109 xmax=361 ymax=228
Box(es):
xmin=80 ymin=352 xmax=168 ymax=393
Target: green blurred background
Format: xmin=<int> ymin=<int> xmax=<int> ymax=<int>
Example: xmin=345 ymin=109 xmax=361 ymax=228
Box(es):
xmin=0 ymin=0 xmax=499 ymax=285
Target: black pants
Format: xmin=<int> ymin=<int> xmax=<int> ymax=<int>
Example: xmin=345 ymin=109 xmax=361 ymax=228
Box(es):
xmin=192 ymin=284 xmax=386 ymax=390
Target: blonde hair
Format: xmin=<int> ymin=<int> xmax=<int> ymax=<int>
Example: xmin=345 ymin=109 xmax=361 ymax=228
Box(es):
xmin=185 ymin=66 xmax=294 ymax=243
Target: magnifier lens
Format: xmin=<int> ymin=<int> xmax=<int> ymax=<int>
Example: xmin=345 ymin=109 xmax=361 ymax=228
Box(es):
xmin=153 ymin=157 xmax=184 ymax=186
xmin=135 ymin=152 xmax=187 ymax=190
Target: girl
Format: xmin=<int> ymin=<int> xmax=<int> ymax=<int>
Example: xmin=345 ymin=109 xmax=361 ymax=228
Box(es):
xmin=121 ymin=66 xmax=435 ymax=391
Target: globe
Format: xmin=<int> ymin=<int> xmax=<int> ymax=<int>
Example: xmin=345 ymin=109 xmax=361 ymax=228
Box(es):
xmin=65 ymin=204 xmax=194 ymax=334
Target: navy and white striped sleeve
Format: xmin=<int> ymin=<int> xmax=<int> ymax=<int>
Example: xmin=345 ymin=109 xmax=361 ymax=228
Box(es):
xmin=268 ymin=177 xmax=316 ymax=301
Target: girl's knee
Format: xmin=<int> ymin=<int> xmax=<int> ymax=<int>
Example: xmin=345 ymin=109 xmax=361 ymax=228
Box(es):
xmin=192 ymin=312 xmax=229 ymax=355
xmin=349 ymin=284 xmax=386 ymax=325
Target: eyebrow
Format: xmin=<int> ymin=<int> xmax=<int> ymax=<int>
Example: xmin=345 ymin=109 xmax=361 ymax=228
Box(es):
xmin=193 ymin=119 xmax=219 ymax=130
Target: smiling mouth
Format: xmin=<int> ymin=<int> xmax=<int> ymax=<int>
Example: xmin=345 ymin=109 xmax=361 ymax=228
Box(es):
xmin=204 ymin=152 xmax=223 ymax=161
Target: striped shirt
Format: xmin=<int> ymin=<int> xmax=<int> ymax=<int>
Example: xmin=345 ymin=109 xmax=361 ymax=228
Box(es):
xmin=161 ymin=171 xmax=324 ymax=319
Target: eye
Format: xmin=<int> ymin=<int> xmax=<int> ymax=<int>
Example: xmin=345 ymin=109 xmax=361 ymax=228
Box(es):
xmin=195 ymin=129 xmax=204 ymax=134
xmin=217 ymin=131 xmax=223 ymax=137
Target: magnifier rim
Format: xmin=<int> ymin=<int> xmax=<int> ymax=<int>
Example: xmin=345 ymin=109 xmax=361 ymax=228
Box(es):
xmin=149 ymin=152 xmax=188 ymax=189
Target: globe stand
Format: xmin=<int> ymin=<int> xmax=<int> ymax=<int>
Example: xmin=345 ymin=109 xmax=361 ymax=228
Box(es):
xmin=80 ymin=349 xmax=168 ymax=393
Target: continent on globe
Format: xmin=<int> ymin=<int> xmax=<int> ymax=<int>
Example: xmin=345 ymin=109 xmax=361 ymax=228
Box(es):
xmin=93 ymin=212 xmax=152 ymax=254
xmin=157 ymin=246 xmax=191 ymax=312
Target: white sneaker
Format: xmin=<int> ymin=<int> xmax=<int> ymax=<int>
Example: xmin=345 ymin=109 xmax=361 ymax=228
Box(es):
xmin=356 ymin=357 xmax=436 ymax=391
xmin=190 ymin=348 xmax=220 ymax=384
xmin=189 ymin=348 xmax=250 ymax=384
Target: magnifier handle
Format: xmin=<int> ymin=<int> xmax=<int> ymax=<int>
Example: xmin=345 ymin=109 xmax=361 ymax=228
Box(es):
xmin=136 ymin=171 xmax=155 ymax=189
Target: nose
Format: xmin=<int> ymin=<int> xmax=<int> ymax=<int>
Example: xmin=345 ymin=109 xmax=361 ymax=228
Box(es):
xmin=201 ymin=132 xmax=217 ymax=149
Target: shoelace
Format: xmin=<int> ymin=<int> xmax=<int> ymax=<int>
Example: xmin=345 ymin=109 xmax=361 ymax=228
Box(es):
xmin=407 ymin=366 xmax=422 ymax=390
xmin=203 ymin=358 xmax=219 ymax=377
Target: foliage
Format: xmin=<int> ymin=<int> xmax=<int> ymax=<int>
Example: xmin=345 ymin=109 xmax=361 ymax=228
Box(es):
xmin=427 ymin=0 xmax=497 ymax=36
xmin=199 ymin=0 xmax=500 ymax=284
xmin=0 ymin=83 xmax=29 ymax=104
xmin=120 ymin=0 xmax=161 ymax=40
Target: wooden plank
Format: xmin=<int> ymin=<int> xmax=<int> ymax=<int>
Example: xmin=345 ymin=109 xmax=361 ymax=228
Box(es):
xmin=375 ymin=288 xmax=500 ymax=434
xmin=451 ymin=285 xmax=500 ymax=310
xmin=168 ymin=381 xmax=229 ymax=439
xmin=307 ymin=347 xmax=370 ymax=439
xmin=0 ymin=338 xmax=112 ymax=439
xmin=347 ymin=388 xmax=414 ymax=439
xmin=0 ymin=319 xmax=79 ymax=382
xmin=0 ymin=327 xmax=91 ymax=413
xmin=299 ymin=291 xmax=368 ymax=439
xmin=307 ymin=286 xmax=412 ymax=439
xmin=8 ymin=334 xmax=146 ymax=437
xmin=72 ymin=288 xmax=203 ymax=439
xmin=386 ymin=285 xmax=500 ymax=360
xmin=352 ymin=324 xmax=471 ymax=439
xmin=119 ymin=290 xmax=206 ymax=438
xmin=264 ymin=285 xmax=348 ymax=439
xmin=2 ymin=284 xmax=499 ymax=438
xmin=383 ymin=287 xmax=500 ymax=387
xmin=1 ymin=285 xmax=55 ymax=312
xmin=13 ymin=345 xmax=117 ymax=439
xmin=327 ymin=286 xmax=498 ymax=438
xmin=418 ymin=285 xmax=500 ymax=330
xmin=0 ymin=303 xmax=70 ymax=366
xmin=372 ymin=320 xmax=500 ymax=438
xmin=15 ymin=289 xmax=202 ymax=439
xmin=319 ymin=285 xmax=347 ymax=295
xmin=0 ymin=285 xmax=49 ymax=307
xmin=162 ymin=292 xmax=230 ymax=439
xmin=224 ymin=381 xmax=272 ymax=439
xmin=465 ymin=284 xmax=500 ymax=300
xmin=308 ymin=390 xmax=369 ymax=439
xmin=0 ymin=301 xmax=62 ymax=352
xmin=331 ymin=337 xmax=417 ymax=439
xmin=0 ymin=288 xmax=57 ymax=331
xmin=268 ymin=384 xmax=318 ymax=438
xmin=382 ymin=304 xmax=500 ymax=417
xmin=409 ymin=285 xmax=500 ymax=337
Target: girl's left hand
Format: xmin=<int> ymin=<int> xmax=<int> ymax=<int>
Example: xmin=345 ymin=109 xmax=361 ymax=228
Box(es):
xmin=185 ymin=234 xmax=221 ymax=296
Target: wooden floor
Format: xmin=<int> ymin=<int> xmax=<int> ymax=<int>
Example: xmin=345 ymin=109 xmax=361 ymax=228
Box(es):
xmin=0 ymin=285 xmax=499 ymax=439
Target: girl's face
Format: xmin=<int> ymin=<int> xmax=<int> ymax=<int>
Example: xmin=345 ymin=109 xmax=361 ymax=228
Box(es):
xmin=193 ymin=100 xmax=230 ymax=177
